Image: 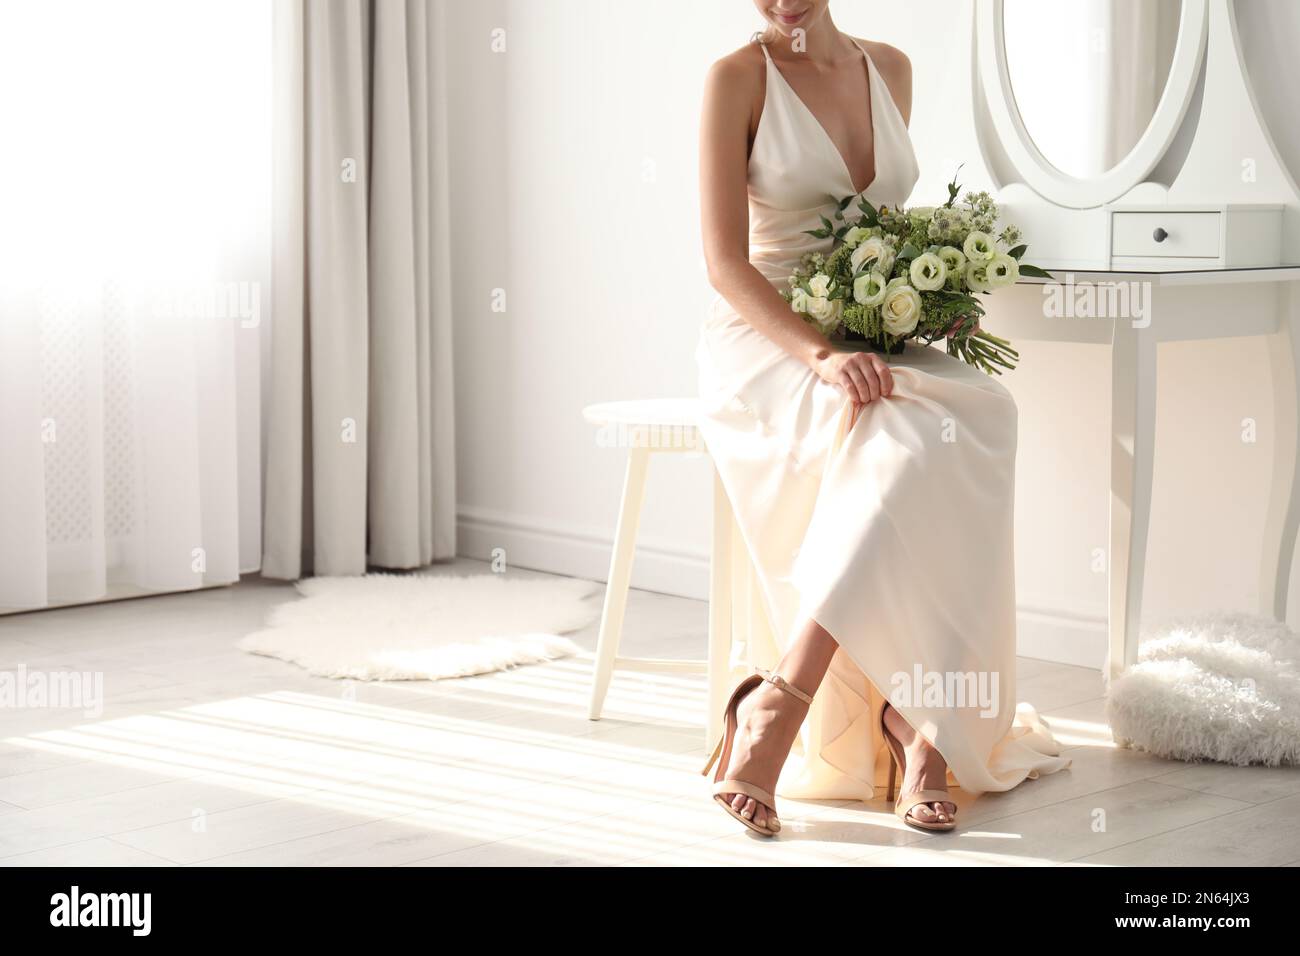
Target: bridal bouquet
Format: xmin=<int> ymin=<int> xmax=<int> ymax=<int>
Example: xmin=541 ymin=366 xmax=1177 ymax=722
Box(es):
xmin=781 ymin=171 xmax=1052 ymax=374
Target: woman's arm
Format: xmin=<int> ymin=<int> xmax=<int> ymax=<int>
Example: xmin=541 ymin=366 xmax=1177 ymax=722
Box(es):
xmin=698 ymin=54 xmax=892 ymax=406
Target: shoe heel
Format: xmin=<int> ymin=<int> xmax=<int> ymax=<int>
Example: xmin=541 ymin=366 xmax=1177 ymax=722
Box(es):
xmin=880 ymin=703 xmax=957 ymax=832
xmin=705 ymin=669 xmax=815 ymax=838
xmin=700 ymin=734 xmax=725 ymax=776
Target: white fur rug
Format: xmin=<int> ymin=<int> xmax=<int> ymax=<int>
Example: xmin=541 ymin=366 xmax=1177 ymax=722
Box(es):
xmin=1107 ymin=611 xmax=1300 ymax=766
xmin=239 ymin=573 xmax=599 ymax=681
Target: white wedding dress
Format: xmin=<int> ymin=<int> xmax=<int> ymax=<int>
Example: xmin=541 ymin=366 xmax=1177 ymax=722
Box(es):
xmin=696 ymin=36 xmax=1072 ymax=801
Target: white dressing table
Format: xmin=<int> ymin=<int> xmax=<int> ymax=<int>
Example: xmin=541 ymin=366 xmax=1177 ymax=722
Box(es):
xmin=990 ymin=264 xmax=1300 ymax=680
xmin=968 ymin=0 xmax=1300 ymax=676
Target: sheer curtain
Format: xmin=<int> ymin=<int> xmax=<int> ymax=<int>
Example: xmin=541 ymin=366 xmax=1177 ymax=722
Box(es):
xmin=0 ymin=0 xmax=271 ymax=611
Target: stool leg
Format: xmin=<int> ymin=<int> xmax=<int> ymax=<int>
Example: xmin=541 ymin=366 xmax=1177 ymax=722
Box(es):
xmin=706 ymin=465 xmax=734 ymax=747
xmin=589 ymin=446 xmax=650 ymax=720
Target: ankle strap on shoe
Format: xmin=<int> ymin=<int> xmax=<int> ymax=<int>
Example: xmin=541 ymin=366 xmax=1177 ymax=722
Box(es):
xmin=756 ymin=667 xmax=814 ymax=705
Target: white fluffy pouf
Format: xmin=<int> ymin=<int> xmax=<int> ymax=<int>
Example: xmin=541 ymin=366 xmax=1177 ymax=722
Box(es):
xmin=240 ymin=573 xmax=600 ymax=681
xmin=1107 ymin=611 xmax=1300 ymax=766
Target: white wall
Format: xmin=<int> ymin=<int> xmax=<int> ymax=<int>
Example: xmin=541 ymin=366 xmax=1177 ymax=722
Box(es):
xmin=444 ymin=0 xmax=1300 ymax=665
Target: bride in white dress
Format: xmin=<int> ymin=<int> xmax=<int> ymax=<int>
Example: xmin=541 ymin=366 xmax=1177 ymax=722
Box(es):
xmin=697 ymin=2 xmax=1071 ymax=836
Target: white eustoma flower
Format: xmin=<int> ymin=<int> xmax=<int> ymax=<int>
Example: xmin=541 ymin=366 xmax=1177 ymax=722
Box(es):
xmin=807 ymin=273 xmax=832 ymax=298
xmin=881 ymin=280 xmax=921 ymax=335
xmin=963 ymin=231 xmax=996 ymax=263
xmin=986 ymin=252 xmax=1020 ymax=288
xmin=937 ymin=245 xmax=966 ymax=275
xmin=853 ymin=270 xmax=889 ymax=307
xmin=909 ymin=252 xmax=948 ymax=292
xmin=790 ymin=288 xmax=810 ymax=313
xmin=843 ymin=226 xmax=871 ymax=247
xmin=965 ymin=261 xmax=992 ymax=293
xmin=850 ymin=235 xmax=895 ymax=277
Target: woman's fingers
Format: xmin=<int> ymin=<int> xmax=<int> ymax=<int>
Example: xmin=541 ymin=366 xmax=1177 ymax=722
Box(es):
xmin=843 ymin=364 xmax=871 ymax=405
xmin=833 ymin=353 xmax=895 ymax=406
xmin=855 ymin=355 xmax=882 ymax=403
xmin=871 ymin=355 xmax=894 ymax=396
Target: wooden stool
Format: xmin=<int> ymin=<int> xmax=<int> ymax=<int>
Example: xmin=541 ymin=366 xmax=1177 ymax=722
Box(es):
xmin=583 ymin=399 xmax=735 ymax=746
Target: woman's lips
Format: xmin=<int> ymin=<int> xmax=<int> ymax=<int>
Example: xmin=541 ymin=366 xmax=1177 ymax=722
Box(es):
xmin=774 ymin=10 xmax=806 ymax=25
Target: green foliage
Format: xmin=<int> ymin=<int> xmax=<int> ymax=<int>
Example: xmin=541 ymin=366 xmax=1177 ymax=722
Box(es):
xmin=943 ymin=164 xmax=964 ymax=208
xmin=783 ymin=171 xmax=1056 ymax=375
xmin=840 ymin=301 xmax=882 ymax=338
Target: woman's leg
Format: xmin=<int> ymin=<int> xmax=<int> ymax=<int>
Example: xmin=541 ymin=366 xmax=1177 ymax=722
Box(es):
xmin=882 ymin=704 xmax=957 ymax=824
xmin=718 ymin=616 xmax=839 ymax=828
xmin=720 ymin=615 xmax=957 ymax=829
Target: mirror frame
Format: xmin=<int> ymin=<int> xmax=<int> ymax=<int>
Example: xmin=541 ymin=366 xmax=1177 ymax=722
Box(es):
xmin=976 ymin=0 xmax=1209 ymax=209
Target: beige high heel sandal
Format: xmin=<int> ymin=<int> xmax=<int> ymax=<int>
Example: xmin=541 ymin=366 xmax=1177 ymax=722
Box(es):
xmin=701 ymin=667 xmax=814 ymax=836
xmin=880 ymin=703 xmax=958 ymax=832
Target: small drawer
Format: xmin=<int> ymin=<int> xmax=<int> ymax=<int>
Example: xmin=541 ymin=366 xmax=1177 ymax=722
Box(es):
xmin=1111 ymin=211 xmax=1221 ymax=258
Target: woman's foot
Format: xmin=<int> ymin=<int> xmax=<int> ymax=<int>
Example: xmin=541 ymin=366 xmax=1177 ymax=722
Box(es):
xmin=882 ymin=703 xmax=956 ymax=826
xmin=717 ymin=678 xmax=810 ymax=831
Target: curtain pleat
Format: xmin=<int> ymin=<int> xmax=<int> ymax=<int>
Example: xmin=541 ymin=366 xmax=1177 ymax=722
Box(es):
xmin=263 ymin=0 xmax=457 ymax=579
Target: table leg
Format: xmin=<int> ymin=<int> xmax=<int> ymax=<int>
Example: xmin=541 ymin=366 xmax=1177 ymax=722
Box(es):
xmin=706 ymin=465 xmax=733 ymax=748
xmin=1109 ymin=317 xmax=1157 ymax=682
xmin=1261 ymin=283 xmax=1300 ymax=623
xmin=588 ymin=447 xmax=650 ymax=721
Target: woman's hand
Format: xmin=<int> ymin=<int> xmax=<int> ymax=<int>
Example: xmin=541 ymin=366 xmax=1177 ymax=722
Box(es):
xmin=811 ymin=350 xmax=894 ymax=407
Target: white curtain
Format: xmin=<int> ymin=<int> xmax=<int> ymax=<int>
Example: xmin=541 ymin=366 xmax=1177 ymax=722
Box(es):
xmin=0 ymin=0 xmax=270 ymax=611
xmin=262 ymin=0 xmax=457 ymax=579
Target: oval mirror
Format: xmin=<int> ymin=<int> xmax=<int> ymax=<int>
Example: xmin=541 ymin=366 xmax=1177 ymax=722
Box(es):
xmin=976 ymin=0 xmax=1208 ymax=208
xmin=1003 ymin=0 xmax=1183 ymax=180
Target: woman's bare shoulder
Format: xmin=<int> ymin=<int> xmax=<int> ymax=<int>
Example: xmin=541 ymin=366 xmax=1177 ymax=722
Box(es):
xmin=852 ymin=37 xmax=915 ymax=89
xmin=854 ymin=38 xmax=913 ymax=121
xmin=703 ymin=41 xmax=765 ymax=99
xmin=855 ymin=38 xmax=912 ymax=77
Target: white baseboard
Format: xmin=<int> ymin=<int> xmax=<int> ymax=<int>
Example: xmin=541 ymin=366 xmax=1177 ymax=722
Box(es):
xmin=458 ymin=509 xmax=1107 ymax=669
xmin=1014 ymin=603 xmax=1108 ymax=670
xmin=457 ymin=507 xmax=710 ymax=600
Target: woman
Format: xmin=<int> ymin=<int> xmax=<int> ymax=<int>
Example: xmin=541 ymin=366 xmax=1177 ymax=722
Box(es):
xmin=697 ymin=1 xmax=1071 ymax=836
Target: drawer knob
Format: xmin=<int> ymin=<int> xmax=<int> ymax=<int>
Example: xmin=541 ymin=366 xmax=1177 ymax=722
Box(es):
xmin=1152 ymin=227 xmax=1169 ymax=242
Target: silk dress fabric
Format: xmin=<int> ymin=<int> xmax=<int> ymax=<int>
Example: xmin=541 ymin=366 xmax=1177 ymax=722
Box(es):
xmin=696 ymin=37 xmax=1072 ymax=801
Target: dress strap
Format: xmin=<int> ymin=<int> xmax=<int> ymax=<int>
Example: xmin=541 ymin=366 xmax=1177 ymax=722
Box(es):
xmin=751 ymin=31 xmax=773 ymax=62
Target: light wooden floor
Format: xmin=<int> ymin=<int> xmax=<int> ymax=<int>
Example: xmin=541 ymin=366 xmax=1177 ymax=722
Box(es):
xmin=2 ymin=561 xmax=1299 ymax=867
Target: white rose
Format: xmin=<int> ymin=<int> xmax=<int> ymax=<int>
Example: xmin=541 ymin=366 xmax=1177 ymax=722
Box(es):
xmin=963 ymin=230 xmax=996 ymax=263
xmin=790 ymin=288 xmax=809 ymax=313
xmin=850 ymin=235 xmax=895 ymax=277
xmin=881 ymin=281 xmax=921 ymax=336
xmin=986 ymin=252 xmax=1020 ymax=288
xmin=807 ymin=273 xmax=832 ymax=298
xmin=908 ymin=252 xmax=948 ymax=292
xmin=843 ymin=226 xmax=871 ymax=247
xmin=805 ymin=295 xmax=841 ymax=333
xmin=852 ymin=270 xmax=889 ymax=307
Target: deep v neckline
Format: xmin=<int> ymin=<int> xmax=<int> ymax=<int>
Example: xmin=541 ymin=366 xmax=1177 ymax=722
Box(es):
xmin=761 ymin=37 xmax=878 ymax=197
